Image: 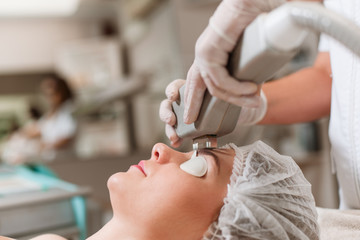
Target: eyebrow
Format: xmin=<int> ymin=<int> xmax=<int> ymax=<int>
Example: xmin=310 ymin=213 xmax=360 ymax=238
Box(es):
xmin=199 ymin=149 xmax=220 ymax=174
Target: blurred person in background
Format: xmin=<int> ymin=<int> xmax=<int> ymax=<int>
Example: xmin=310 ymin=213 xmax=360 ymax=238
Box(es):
xmin=1 ymin=74 xmax=77 ymax=164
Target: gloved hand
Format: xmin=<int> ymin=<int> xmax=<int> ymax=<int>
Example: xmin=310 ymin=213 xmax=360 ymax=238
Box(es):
xmin=159 ymin=79 xmax=186 ymax=147
xmin=184 ymin=0 xmax=285 ymax=124
xmin=159 ymin=79 xmax=268 ymax=147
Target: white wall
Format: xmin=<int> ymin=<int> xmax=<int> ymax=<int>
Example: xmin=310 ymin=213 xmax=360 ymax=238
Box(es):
xmin=171 ymin=0 xmax=219 ymax=71
xmin=0 ymin=18 xmax=101 ymax=74
xmin=127 ymin=2 xmax=180 ymax=149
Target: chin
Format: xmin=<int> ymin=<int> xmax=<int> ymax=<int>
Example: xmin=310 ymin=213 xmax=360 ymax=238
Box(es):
xmin=107 ymin=172 xmax=125 ymax=192
xmin=107 ymin=173 xmax=127 ymax=209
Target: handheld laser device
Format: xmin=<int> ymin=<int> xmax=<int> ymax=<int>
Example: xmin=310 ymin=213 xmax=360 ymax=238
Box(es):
xmin=172 ymin=2 xmax=360 ymax=150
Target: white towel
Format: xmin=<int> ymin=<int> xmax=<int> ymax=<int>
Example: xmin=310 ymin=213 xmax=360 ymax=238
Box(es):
xmin=317 ymin=207 xmax=360 ymax=240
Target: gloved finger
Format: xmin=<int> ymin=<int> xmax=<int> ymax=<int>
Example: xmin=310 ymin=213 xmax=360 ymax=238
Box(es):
xmin=165 ymin=124 xmax=182 ymax=148
xmin=226 ymin=83 xmax=263 ymax=107
xmin=184 ymin=63 xmax=201 ymax=102
xmin=184 ymin=64 xmax=207 ymax=124
xmin=202 ymin=66 xmax=258 ymax=96
xmin=171 ymin=138 xmax=183 ymax=148
xmin=159 ymin=99 xmax=176 ymax=126
xmin=200 ymin=66 xmax=263 ymax=107
xmin=165 ymin=79 xmax=186 ymax=101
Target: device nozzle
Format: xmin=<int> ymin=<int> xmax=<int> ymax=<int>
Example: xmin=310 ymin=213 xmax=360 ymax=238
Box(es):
xmin=192 ymin=135 xmax=218 ymax=150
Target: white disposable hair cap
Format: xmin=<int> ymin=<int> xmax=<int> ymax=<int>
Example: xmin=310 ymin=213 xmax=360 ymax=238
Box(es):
xmin=203 ymin=140 xmax=319 ymax=240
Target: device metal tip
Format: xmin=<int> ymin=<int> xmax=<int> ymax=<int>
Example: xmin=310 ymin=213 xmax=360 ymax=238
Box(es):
xmin=192 ymin=135 xmax=218 ymax=150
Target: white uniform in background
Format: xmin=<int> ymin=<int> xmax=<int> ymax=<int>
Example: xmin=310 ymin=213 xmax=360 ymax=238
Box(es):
xmin=321 ymin=0 xmax=360 ymax=209
xmin=35 ymin=101 xmax=76 ymax=160
xmin=38 ymin=101 xmax=76 ymax=148
xmin=1 ymin=102 xmax=76 ymax=163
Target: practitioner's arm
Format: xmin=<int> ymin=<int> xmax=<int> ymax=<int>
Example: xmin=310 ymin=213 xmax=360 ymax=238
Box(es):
xmin=260 ymin=52 xmax=332 ymax=124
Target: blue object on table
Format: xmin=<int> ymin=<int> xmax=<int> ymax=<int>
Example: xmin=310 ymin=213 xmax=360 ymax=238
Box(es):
xmin=0 ymin=163 xmax=87 ymax=240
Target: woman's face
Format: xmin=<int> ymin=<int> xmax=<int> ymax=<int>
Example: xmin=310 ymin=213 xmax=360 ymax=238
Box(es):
xmin=107 ymin=143 xmax=235 ymax=239
xmin=41 ymin=79 xmax=62 ymax=109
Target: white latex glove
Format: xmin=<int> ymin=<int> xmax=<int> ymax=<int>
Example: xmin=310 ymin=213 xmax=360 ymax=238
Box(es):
xmin=237 ymin=89 xmax=268 ymax=125
xmin=184 ymin=0 xmax=285 ymax=124
xmin=159 ymin=79 xmax=186 ymax=147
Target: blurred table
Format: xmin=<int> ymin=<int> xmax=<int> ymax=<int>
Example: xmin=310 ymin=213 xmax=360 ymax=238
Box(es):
xmin=0 ymin=164 xmax=90 ymax=240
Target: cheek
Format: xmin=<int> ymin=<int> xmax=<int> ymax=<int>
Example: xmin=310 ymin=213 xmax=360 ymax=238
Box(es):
xmin=149 ymin=172 xmax=227 ymax=220
xmin=191 ymin=183 xmax=227 ymax=216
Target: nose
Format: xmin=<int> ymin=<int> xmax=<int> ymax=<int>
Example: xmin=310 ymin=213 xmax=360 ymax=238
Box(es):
xmin=151 ymin=143 xmax=187 ymax=164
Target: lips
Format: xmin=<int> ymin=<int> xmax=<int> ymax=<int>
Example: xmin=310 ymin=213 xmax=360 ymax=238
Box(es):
xmin=133 ymin=160 xmax=147 ymax=176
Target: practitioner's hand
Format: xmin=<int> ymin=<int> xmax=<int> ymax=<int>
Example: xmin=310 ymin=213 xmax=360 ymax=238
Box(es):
xmin=159 ymin=79 xmax=186 ymax=147
xmin=184 ymin=0 xmax=285 ymax=124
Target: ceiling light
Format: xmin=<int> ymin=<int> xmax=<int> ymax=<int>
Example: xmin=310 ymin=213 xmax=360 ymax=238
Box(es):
xmin=0 ymin=0 xmax=80 ymax=17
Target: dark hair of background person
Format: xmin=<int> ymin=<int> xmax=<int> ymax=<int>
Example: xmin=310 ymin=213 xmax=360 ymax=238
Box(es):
xmin=46 ymin=74 xmax=75 ymax=103
xmin=28 ymin=105 xmax=43 ymax=120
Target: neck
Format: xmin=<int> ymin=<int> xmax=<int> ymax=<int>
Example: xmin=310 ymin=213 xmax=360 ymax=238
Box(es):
xmin=87 ymin=217 xmax=152 ymax=240
xmin=87 ymin=215 xmax=199 ymax=240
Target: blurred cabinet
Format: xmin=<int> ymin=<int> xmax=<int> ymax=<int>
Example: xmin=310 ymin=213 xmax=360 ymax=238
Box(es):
xmin=76 ymin=102 xmax=130 ymax=158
